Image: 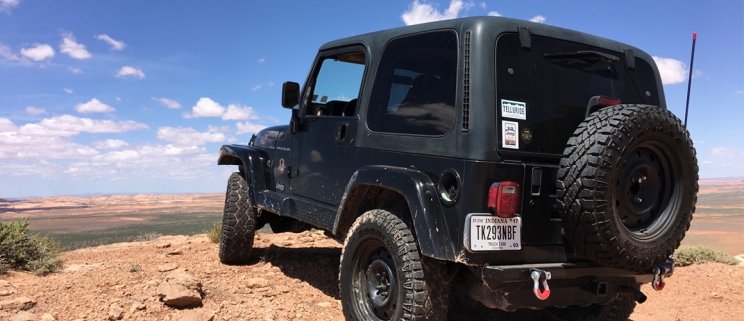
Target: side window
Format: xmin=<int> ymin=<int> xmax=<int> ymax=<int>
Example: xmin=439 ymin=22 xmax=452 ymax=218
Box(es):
xmin=366 ymin=31 xmax=458 ymax=135
xmin=306 ymin=51 xmax=365 ymax=117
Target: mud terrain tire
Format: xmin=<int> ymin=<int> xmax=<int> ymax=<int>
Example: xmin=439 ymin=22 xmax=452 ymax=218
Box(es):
xmin=557 ymin=105 xmax=698 ymax=273
xmin=218 ymin=172 xmax=257 ymax=265
xmin=339 ymin=210 xmax=449 ymax=321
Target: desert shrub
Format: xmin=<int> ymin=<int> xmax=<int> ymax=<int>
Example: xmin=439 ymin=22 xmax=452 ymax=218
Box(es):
xmin=675 ymin=246 xmax=740 ymax=267
xmin=0 ymin=218 xmax=63 ymax=275
xmin=128 ymin=264 xmax=141 ymax=272
xmin=206 ymin=222 xmax=221 ymax=243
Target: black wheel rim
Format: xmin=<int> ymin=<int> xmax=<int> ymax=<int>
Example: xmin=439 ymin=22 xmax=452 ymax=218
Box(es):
xmin=351 ymin=239 xmax=398 ymax=320
xmin=614 ymin=142 xmax=681 ymax=239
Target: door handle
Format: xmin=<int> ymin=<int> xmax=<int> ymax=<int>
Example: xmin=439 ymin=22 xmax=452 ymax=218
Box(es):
xmin=335 ymin=122 xmax=348 ymax=144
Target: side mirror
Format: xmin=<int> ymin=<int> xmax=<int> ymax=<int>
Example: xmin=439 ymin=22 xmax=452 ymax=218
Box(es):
xmin=281 ymin=81 xmax=300 ymax=108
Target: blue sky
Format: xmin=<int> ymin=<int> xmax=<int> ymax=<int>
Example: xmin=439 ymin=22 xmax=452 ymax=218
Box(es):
xmin=0 ymin=0 xmax=742 ymax=198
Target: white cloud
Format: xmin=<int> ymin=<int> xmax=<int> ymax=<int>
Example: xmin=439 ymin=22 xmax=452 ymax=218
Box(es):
xmin=236 ymin=122 xmax=266 ymax=135
xmin=17 ymin=114 xmax=147 ymax=137
xmin=401 ymin=0 xmax=472 ymax=26
xmin=93 ymin=139 xmax=129 ymax=150
xmin=20 ymin=44 xmax=54 ymax=61
xmin=60 ymin=33 xmax=91 ymax=59
xmin=251 ymin=85 xmax=262 ymax=91
xmin=68 ymin=66 xmax=82 ymax=74
xmin=0 ymin=0 xmax=19 ymax=13
xmin=223 ymin=104 xmax=259 ymax=120
xmin=529 ymin=15 xmax=546 ymax=23
xmin=26 ymin=106 xmax=46 ymax=116
xmin=94 ymin=34 xmax=126 ymax=51
xmin=185 ymin=97 xmax=225 ymax=118
xmin=207 ymin=125 xmax=231 ymax=133
xmin=268 ymin=81 xmax=275 ymax=86
xmin=711 ymin=147 xmax=742 ymax=157
xmin=157 ymin=126 xmax=226 ymax=147
xmin=63 ymin=88 xmax=73 ymax=94
xmin=0 ymin=43 xmax=19 ymax=61
xmin=652 ymin=56 xmax=687 ymax=85
xmin=115 ymin=66 xmax=145 ymax=79
xmin=487 ymin=11 xmax=501 ymax=17
xmin=258 ymin=58 xmax=265 ymax=64
xmin=736 ymin=90 xmax=743 ymax=95
xmin=703 ymin=160 xmax=712 ymax=164
xmin=152 ymin=97 xmax=181 ymax=109
xmin=75 ymin=98 xmax=115 ymax=114
xmin=0 ymin=118 xmax=18 ymax=132
xmin=479 ymin=2 xmax=486 ymax=9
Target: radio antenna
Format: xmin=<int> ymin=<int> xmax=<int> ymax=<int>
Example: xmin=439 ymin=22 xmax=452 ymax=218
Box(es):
xmin=684 ymin=32 xmax=697 ymax=126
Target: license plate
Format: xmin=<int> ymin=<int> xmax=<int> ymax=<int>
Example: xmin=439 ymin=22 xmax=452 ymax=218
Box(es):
xmin=469 ymin=215 xmax=521 ymax=251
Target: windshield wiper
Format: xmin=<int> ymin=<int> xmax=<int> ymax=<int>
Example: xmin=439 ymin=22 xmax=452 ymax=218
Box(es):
xmin=543 ymin=50 xmax=619 ymax=63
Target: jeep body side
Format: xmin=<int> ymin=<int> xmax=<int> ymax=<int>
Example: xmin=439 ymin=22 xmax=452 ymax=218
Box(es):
xmin=217 ymin=16 xmax=696 ymax=317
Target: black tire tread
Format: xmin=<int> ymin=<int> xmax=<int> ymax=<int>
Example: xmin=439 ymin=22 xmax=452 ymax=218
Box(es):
xmin=556 ymin=105 xmax=698 ymax=273
xmin=218 ymin=172 xmax=257 ymax=265
xmin=340 ymin=210 xmax=448 ymax=321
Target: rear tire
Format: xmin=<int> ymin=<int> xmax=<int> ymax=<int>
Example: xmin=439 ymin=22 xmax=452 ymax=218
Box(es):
xmin=218 ymin=172 xmax=257 ymax=265
xmin=557 ymin=105 xmax=698 ymax=273
xmin=339 ymin=210 xmax=449 ymax=321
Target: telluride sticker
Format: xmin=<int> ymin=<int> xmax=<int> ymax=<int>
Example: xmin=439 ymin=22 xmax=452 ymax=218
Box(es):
xmin=501 ymin=99 xmax=527 ymax=120
xmin=502 ymin=121 xmax=519 ymax=149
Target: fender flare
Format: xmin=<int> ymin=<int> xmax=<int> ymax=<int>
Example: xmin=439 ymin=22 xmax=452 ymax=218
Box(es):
xmin=333 ymin=165 xmax=456 ymax=260
xmin=218 ymin=144 xmax=267 ymax=206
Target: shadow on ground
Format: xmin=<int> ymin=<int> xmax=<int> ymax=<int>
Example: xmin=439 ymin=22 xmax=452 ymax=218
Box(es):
xmin=248 ymin=245 xmax=621 ymax=321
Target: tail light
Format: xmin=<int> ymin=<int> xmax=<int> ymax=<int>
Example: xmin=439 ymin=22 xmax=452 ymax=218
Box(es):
xmin=488 ymin=181 xmax=521 ymax=218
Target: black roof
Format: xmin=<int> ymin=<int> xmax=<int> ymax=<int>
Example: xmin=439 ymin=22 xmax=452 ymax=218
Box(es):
xmin=319 ymin=16 xmax=651 ymax=63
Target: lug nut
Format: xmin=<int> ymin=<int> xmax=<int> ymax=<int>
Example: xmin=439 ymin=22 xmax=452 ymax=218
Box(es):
xmin=635 ymin=197 xmax=643 ymax=203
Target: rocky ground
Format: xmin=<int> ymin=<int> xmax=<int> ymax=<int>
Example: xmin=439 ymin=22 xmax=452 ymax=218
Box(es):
xmin=0 ymin=231 xmax=741 ymax=321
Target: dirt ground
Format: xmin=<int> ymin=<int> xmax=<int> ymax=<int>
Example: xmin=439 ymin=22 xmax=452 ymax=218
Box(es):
xmin=0 ymin=232 xmax=741 ymax=321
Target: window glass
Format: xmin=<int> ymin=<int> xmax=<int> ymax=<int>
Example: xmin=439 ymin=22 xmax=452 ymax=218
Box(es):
xmin=307 ymin=52 xmax=365 ymax=117
xmin=367 ymin=31 xmax=458 ymax=135
xmin=496 ymin=34 xmax=660 ymax=154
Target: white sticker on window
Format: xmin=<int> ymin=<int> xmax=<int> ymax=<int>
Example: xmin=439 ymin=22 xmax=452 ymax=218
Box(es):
xmin=501 ymin=99 xmax=527 ymax=120
xmin=502 ymin=121 xmax=519 ymax=149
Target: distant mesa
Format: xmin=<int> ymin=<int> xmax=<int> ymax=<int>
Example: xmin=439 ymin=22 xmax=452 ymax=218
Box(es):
xmin=0 ymin=199 xmax=6 ymax=203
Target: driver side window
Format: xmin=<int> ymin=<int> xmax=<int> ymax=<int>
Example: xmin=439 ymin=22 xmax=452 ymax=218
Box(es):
xmin=306 ymin=51 xmax=365 ymax=117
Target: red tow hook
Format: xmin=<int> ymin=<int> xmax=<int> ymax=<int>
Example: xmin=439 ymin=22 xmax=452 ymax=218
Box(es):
xmin=531 ymin=270 xmax=552 ymax=300
xmin=652 ymin=267 xmax=667 ymax=291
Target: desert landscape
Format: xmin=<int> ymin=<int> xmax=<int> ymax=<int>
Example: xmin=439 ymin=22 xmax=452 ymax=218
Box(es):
xmin=0 ymin=179 xmax=741 ymax=320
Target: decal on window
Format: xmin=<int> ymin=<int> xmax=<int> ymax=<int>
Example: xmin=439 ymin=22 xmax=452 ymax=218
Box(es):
xmin=502 ymin=121 xmax=519 ymax=149
xmin=501 ymin=99 xmax=527 ymax=120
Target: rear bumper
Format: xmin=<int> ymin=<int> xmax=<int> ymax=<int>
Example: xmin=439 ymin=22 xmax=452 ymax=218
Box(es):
xmin=470 ymin=261 xmax=670 ymax=310
xmin=481 ymin=262 xmax=653 ymax=286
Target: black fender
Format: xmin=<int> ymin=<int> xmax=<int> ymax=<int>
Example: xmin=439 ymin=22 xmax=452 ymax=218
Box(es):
xmin=333 ymin=165 xmax=456 ymax=261
xmin=218 ymin=144 xmax=267 ymax=206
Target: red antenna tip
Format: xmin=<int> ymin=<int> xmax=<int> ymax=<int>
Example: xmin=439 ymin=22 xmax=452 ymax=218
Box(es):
xmin=693 ymin=32 xmax=697 ymax=40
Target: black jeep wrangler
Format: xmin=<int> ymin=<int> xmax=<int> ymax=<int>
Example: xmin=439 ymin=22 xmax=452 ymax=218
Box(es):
xmin=217 ymin=16 xmax=698 ymax=320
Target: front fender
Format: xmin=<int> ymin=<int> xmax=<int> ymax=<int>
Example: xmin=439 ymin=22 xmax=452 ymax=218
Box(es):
xmin=218 ymin=145 xmax=267 ymax=206
xmin=333 ymin=165 xmax=456 ymax=261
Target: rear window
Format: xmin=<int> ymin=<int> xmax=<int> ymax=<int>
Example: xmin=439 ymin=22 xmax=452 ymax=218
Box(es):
xmin=496 ymin=33 xmax=660 ymax=155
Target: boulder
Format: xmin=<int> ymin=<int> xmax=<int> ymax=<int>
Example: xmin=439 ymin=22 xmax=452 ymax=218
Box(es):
xmin=157 ymin=270 xmax=203 ymax=307
xmin=179 ymin=310 xmax=215 ymax=321
xmin=108 ymin=303 xmax=123 ymax=320
xmin=10 ymin=311 xmax=37 ymax=321
xmin=158 ymin=263 xmax=178 ymax=272
xmin=0 ymin=297 xmax=36 ymax=312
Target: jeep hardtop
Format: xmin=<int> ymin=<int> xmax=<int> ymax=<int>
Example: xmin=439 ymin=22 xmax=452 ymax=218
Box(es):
xmin=217 ymin=16 xmax=698 ymax=320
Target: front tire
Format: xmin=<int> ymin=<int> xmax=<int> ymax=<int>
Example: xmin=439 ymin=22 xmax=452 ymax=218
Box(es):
xmin=218 ymin=172 xmax=257 ymax=265
xmin=339 ymin=210 xmax=448 ymax=321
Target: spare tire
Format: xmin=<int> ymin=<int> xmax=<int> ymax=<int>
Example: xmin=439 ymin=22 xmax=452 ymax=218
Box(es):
xmin=556 ymin=105 xmax=698 ymax=273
